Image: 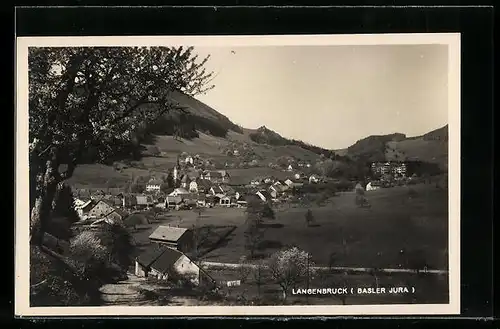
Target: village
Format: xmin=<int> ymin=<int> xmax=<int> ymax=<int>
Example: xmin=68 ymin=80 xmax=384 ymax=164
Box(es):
xmin=39 ymin=148 xmax=445 ymax=303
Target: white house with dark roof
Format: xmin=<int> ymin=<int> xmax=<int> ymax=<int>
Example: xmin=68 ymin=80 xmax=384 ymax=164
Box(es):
xmin=135 ymin=246 xmax=215 ymax=287
xmin=146 ymin=178 xmax=163 ymax=193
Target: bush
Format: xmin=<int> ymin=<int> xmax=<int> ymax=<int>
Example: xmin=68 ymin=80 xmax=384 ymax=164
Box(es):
xmin=30 ymin=246 xmax=102 ymax=307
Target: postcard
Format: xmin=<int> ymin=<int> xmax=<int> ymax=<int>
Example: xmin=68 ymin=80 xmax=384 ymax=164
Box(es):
xmin=15 ymin=33 xmax=460 ymax=317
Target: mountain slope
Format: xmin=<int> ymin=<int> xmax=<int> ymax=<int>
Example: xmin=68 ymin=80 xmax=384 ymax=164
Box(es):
xmin=339 ymin=125 xmax=448 ymax=169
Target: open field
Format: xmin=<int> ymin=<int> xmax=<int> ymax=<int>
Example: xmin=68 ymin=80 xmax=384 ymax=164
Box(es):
xmin=130 ymin=183 xmax=448 ymax=271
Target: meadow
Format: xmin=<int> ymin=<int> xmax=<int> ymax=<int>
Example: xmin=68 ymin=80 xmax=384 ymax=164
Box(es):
xmin=130 ymin=183 xmax=449 ymax=271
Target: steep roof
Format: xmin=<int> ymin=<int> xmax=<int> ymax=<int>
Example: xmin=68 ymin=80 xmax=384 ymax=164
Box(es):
xmin=149 ymin=226 xmax=189 ymax=242
xmin=257 ymin=190 xmax=273 ymax=201
xmin=136 ymin=245 xmax=169 ymax=268
xmin=150 ymin=247 xmax=184 ymax=274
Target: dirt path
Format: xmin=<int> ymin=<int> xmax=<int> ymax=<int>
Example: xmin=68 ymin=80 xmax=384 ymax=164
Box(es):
xmin=99 ymin=273 xmax=152 ymax=306
xmin=99 ymin=273 xmax=202 ymax=306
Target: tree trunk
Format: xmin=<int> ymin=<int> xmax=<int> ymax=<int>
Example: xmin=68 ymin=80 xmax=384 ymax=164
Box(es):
xmin=282 ymin=289 xmax=287 ymax=302
xmin=30 ymin=160 xmax=63 ymax=246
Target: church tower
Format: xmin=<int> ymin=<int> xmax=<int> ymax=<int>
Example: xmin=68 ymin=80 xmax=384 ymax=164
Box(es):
xmin=173 ymin=155 xmax=180 ymax=181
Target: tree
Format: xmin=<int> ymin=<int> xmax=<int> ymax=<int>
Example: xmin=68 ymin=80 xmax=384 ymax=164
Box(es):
xmin=29 ymin=46 xmax=214 ymax=246
xmin=268 ymin=247 xmax=314 ymax=302
xmin=237 ymin=256 xmax=252 ymax=283
xmin=95 ymin=223 xmax=135 ymax=272
xmin=305 ymin=209 xmax=314 ymax=227
xmin=130 ymin=183 xmax=145 ymax=194
xmin=51 ymin=183 xmax=80 ymax=224
xmin=244 ymin=215 xmax=264 ymax=259
xmin=165 ymin=172 xmax=175 ymax=188
xmin=253 ymin=260 xmax=266 ymax=299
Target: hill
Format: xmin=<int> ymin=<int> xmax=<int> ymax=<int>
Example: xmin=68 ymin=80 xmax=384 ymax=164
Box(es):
xmin=67 ymin=91 xmax=448 ymax=188
xmin=336 ymin=125 xmax=448 ymax=170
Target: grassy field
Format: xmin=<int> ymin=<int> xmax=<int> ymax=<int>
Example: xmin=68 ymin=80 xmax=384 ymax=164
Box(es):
xmin=130 ymin=183 xmax=448 ymax=271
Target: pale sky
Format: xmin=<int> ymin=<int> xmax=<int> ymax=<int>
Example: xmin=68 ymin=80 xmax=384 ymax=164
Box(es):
xmin=193 ymin=45 xmax=448 ymax=150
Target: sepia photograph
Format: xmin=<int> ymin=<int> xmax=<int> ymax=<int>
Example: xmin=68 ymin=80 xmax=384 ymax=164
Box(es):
xmin=15 ymin=33 xmax=460 ymax=316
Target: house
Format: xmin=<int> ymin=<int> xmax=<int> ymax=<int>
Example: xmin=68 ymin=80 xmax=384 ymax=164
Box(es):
xmin=201 ymin=170 xmax=230 ymax=184
xmin=74 ymin=199 xmax=93 ymax=220
xmin=309 ymin=175 xmax=319 ymax=184
xmin=136 ymin=194 xmax=153 ymax=209
xmin=166 ymin=196 xmax=183 ymax=209
xmin=168 ymin=188 xmax=190 ymax=197
xmin=284 ymin=179 xmax=294 ymax=187
xmin=134 ymin=246 xmax=215 ymax=287
xmin=180 ymin=175 xmax=189 ymax=189
xmin=148 ymin=226 xmax=194 ymax=253
xmin=196 ymin=179 xmax=212 ymax=194
xmin=209 ymin=185 xmax=225 ymax=196
xmin=256 ymin=190 xmax=273 ymax=203
xmin=146 ymin=178 xmax=163 ymax=193
xmin=366 ymin=181 xmax=381 ymax=191
xmin=219 ymin=196 xmax=231 ymax=207
xmin=287 ymin=164 xmax=294 ymax=172
xmin=196 ymin=194 xmax=207 ymax=207
xmin=188 ymin=180 xmax=198 ymax=193
xmin=294 ymin=173 xmax=302 ymax=180
xmin=104 ymin=208 xmax=128 ymax=225
xmin=185 ymin=155 xmax=194 ymax=165
xmin=268 ymin=185 xmax=281 ymax=199
xmin=234 ymin=194 xmax=248 ymax=207
xmin=263 ymin=177 xmax=274 ymax=184
xmin=85 ymin=199 xmax=116 ymax=219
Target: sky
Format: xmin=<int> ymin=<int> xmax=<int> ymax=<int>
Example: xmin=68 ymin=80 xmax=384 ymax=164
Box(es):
xmin=192 ymin=44 xmax=448 ymax=150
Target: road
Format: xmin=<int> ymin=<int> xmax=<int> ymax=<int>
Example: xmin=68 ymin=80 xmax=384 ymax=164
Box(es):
xmin=200 ymin=261 xmax=448 ymax=275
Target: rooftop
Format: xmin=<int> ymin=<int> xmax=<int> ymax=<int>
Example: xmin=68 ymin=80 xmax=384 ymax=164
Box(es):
xmin=149 ymin=225 xmax=189 ymax=242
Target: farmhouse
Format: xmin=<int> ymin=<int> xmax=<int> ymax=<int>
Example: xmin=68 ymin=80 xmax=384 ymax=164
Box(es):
xmin=146 ymin=178 xmax=163 ymax=193
xmin=149 ymin=225 xmax=194 ymax=253
xmin=287 ymin=164 xmax=294 ymax=171
xmin=135 ymin=246 xmax=215 ymax=287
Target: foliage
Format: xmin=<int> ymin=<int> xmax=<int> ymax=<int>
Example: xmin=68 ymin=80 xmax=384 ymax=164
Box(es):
xmin=51 ymin=183 xmax=80 ymax=224
xmin=68 ymin=231 xmax=108 ymax=280
xmin=268 ymin=247 xmax=314 ymax=302
xmin=131 ymin=183 xmax=146 ymax=193
xmin=30 ymin=245 xmax=102 ymax=306
xmin=29 ymin=46 xmax=214 ymax=245
xmin=237 ymin=257 xmax=252 ymax=283
xmin=95 ymin=223 xmax=135 ymax=271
